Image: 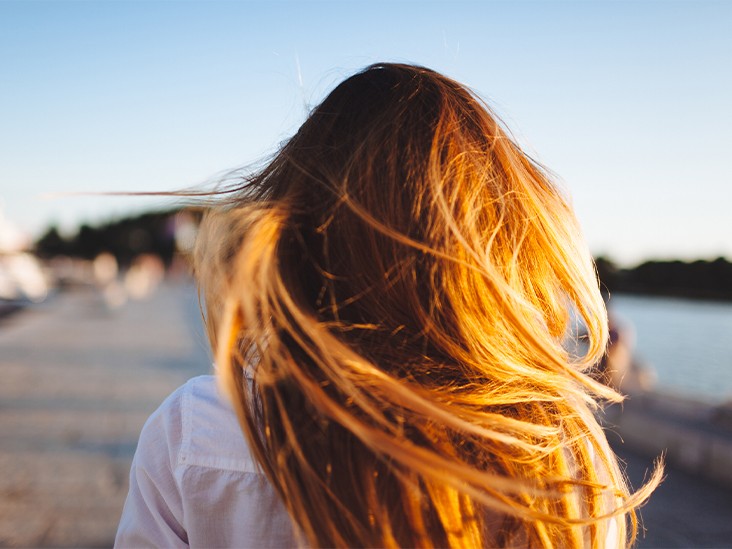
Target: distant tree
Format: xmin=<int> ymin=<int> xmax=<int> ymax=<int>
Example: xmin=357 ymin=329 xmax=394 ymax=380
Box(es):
xmin=593 ymin=256 xmax=619 ymax=294
xmin=706 ymin=257 xmax=732 ymax=295
xmin=35 ymin=226 xmax=68 ymax=258
xmin=619 ymin=257 xmax=732 ymax=300
xmin=72 ymin=224 xmax=105 ymax=259
xmin=33 ymin=208 xmax=181 ymax=268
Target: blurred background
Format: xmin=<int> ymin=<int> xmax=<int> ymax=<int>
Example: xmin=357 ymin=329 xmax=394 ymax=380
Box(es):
xmin=1 ymin=1 xmax=731 ymax=547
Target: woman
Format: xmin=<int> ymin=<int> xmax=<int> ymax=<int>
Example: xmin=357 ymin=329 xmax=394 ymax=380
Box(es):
xmin=116 ymin=63 xmax=660 ymax=548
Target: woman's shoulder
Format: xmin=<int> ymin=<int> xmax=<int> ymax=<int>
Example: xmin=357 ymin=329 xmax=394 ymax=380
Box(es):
xmin=146 ymin=374 xmax=259 ymax=474
xmin=117 ymin=376 xmax=297 ymax=548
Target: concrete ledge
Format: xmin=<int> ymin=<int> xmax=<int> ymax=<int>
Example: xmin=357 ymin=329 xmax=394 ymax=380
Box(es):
xmin=604 ymin=391 xmax=732 ymax=488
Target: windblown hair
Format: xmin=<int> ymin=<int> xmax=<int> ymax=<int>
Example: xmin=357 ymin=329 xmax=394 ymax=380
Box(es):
xmin=194 ymin=63 xmax=660 ymax=548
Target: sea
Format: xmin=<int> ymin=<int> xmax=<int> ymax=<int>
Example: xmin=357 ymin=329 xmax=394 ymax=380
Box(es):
xmin=610 ymin=293 xmax=732 ymax=404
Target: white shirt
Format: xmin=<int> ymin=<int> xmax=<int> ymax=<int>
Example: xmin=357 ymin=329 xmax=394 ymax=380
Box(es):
xmin=115 ymin=375 xmax=297 ymax=548
xmin=116 ymin=376 xmax=620 ymax=548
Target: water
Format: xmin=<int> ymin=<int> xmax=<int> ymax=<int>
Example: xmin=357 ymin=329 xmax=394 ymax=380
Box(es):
xmin=610 ymin=294 xmax=732 ymax=404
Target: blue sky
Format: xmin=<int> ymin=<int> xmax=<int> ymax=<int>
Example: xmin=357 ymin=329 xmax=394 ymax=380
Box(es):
xmin=1 ymin=1 xmax=730 ymax=265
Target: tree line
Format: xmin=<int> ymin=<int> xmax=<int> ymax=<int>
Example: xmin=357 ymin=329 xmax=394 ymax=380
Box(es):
xmin=34 ymin=209 xmax=187 ymax=269
xmin=33 ymin=210 xmax=732 ymax=301
xmin=595 ymin=256 xmax=732 ymax=301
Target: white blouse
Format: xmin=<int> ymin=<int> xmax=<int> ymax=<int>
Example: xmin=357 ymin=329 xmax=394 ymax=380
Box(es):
xmin=116 ymin=375 xmax=619 ymax=548
xmin=114 ymin=375 xmax=297 ymax=548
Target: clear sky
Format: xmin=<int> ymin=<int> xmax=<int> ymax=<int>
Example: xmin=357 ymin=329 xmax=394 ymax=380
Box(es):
xmin=1 ymin=0 xmax=730 ymax=265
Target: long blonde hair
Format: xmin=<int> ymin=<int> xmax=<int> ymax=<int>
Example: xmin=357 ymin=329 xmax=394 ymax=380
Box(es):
xmin=194 ymin=63 xmax=660 ymax=548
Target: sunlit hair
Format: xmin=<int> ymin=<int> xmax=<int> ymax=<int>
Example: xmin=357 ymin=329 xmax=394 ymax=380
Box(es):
xmin=194 ymin=63 xmax=661 ymax=548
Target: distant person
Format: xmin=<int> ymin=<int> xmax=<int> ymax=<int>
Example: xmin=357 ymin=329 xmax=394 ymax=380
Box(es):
xmin=595 ymin=297 xmax=656 ymax=394
xmin=596 ymin=308 xmax=634 ymax=390
xmin=116 ymin=63 xmax=660 ymax=548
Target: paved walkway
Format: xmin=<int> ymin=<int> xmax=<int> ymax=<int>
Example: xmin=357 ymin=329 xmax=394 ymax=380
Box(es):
xmin=1 ymin=282 xmax=731 ymax=547
xmin=0 ymin=282 xmax=210 ymax=548
xmin=616 ymin=445 xmax=732 ymax=548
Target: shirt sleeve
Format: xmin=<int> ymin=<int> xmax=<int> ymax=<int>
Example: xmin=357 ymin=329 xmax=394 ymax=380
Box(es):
xmin=115 ymin=386 xmax=189 ymax=548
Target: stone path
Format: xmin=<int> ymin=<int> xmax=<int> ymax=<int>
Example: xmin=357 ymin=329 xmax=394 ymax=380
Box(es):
xmin=0 ymin=282 xmax=210 ymax=548
xmin=617 ymin=446 xmax=732 ymax=548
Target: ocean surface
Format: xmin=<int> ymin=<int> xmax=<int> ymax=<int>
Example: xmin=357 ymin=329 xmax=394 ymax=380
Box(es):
xmin=611 ymin=294 xmax=732 ymax=404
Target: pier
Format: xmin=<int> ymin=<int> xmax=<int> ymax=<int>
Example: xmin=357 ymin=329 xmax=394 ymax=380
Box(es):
xmin=1 ymin=282 xmax=731 ymax=547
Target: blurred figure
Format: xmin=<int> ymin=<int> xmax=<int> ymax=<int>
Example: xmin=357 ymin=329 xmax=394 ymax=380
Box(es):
xmin=597 ymin=310 xmax=633 ymax=389
xmin=0 ymin=253 xmax=49 ymax=302
xmin=93 ymin=252 xmax=126 ymax=309
xmin=0 ymin=202 xmax=49 ymax=304
xmin=596 ymin=302 xmax=656 ymax=394
xmin=124 ymin=254 xmax=164 ymax=300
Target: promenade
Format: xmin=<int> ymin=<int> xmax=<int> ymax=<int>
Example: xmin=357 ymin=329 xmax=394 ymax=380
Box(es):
xmin=0 ymin=282 xmax=210 ymax=547
xmin=1 ymin=281 xmax=731 ymax=547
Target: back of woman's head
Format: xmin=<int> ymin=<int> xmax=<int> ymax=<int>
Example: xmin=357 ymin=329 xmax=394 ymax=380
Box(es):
xmin=195 ymin=63 xmax=660 ymax=548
